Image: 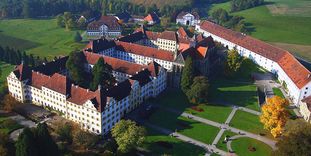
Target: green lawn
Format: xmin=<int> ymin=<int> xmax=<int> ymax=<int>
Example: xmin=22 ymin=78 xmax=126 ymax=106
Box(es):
xmin=216 ymin=130 xmax=237 ymax=151
xmin=185 ymin=104 xmax=233 ymax=123
xmin=208 ymin=0 xmax=311 ymax=46
xmin=0 ymin=19 xmax=86 ymax=59
xmin=148 ymin=109 xmax=220 ymax=144
xmin=142 ymin=127 xmax=206 ymax=156
xmin=230 ymin=110 xmax=273 ymax=139
xmin=155 ymin=89 xmax=233 ymax=123
xmin=209 ymin=79 xmax=260 ymax=111
xmin=231 ymin=137 xmax=273 ymax=156
xmin=273 ymin=88 xmax=285 ymax=98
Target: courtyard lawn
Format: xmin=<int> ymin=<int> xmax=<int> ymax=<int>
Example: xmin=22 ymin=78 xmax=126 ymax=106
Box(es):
xmin=216 ymin=131 xmax=237 ymax=151
xmin=154 ymin=89 xmax=189 ymax=111
xmin=273 ymin=88 xmax=285 ymax=98
xmin=209 ymin=79 xmax=260 ymax=111
xmin=231 ymin=137 xmax=273 ymax=156
xmin=185 ymin=104 xmax=233 ymax=123
xmin=0 ymin=19 xmax=86 ymax=59
xmin=142 ymin=127 xmax=206 ymax=156
xmin=148 ymin=109 xmax=220 ymax=144
xmin=230 ymin=110 xmax=273 ymax=139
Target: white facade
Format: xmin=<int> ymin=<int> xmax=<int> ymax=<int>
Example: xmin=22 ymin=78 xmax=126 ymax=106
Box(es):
xmin=176 ymin=13 xmax=200 ymax=26
xmin=7 ymin=60 xmax=167 ymax=135
xmin=195 ymin=24 xmax=311 ymax=105
xmin=87 ymin=24 xmax=121 ymax=38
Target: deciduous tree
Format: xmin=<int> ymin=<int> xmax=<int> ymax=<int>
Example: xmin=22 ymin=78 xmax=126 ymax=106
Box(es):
xmin=90 ymin=57 xmax=114 ymax=91
xmin=66 ymin=51 xmax=87 ymax=87
xmin=35 ymin=123 xmax=59 ymax=156
xmin=3 ymin=94 xmax=20 ymax=112
xmin=260 ymin=96 xmax=290 ymax=138
xmin=73 ymin=129 xmax=98 ymax=149
xmin=111 ymin=120 xmax=146 ymax=153
xmin=187 ymin=76 xmax=209 ymax=104
xmin=74 ymin=31 xmax=82 ymax=43
xmin=15 ymin=128 xmax=38 ymax=156
xmin=224 ymin=49 xmax=243 ymax=77
xmin=273 ymin=120 xmax=311 ymax=156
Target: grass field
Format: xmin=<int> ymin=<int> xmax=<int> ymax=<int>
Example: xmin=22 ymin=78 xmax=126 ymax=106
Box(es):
xmin=231 ymin=137 xmax=273 ymax=156
xmin=230 ymin=110 xmax=273 ymax=139
xmin=0 ymin=117 xmax=23 ymax=134
xmin=216 ymin=131 xmax=237 ymax=151
xmin=273 ymin=88 xmax=285 ymax=98
xmin=209 ymin=79 xmax=260 ymax=111
xmin=142 ymin=128 xmax=206 ymax=156
xmin=208 ymin=0 xmax=311 ymax=61
xmin=148 ymin=109 xmax=220 ymax=144
xmin=0 ymin=19 xmax=86 ymax=59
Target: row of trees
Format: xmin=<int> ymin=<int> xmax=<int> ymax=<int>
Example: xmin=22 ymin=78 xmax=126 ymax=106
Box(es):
xmin=231 ymin=0 xmax=265 ymax=12
xmin=181 ymin=57 xmax=209 ymax=103
xmin=0 ymin=45 xmax=48 ymax=67
xmin=211 ymin=8 xmax=248 ymax=33
xmin=0 ymin=0 xmax=190 ymax=20
xmin=66 ymin=51 xmax=115 ymax=90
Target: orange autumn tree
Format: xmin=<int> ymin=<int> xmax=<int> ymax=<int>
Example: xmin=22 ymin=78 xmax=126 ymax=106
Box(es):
xmin=260 ymin=96 xmax=290 ymax=138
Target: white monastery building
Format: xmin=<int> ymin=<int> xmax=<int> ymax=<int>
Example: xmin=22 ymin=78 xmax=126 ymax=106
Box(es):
xmin=196 ymin=20 xmax=311 ymax=106
xmin=87 ymin=15 xmax=122 ymax=38
xmin=176 ymin=11 xmax=200 ymax=26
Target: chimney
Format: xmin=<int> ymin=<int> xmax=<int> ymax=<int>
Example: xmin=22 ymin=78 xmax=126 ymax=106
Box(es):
xmin=98 ymin=85 xmax=101 ymax=90
xmin=308 ymin=74 xmax=311 ymax=79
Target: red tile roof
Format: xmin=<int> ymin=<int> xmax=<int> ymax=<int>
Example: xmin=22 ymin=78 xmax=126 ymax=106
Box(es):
xmin=177 ymin=27 xmax=188 ymax=38
xmin=158 ymin=31 xmax=177 ymax=41
xmin=115 ymin=41 xmax=175 ymax=62
xmin=87 ymin=15 xmax=121 ymax=31
xmin=83 ymin=51 xmax=148 ymax=76
xmin=199 ymin=21 xmax=311 ymax=89
xmin=44 ymin=73 xmax=69 ymax=95
xmin=31 ymin=71 xmax=50 ymax=89
xmin=67 ymin=85 xmax=96 ymax=105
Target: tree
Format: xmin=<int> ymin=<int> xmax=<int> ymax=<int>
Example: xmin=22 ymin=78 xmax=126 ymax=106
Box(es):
xmin=186 ymin=76 xmax=209 ymax=104
xmin=260 ymin=96 xmax=290 ymax=138
xmin=181 ymin=57 xmax=194 ymax=94
xmin=90 ymin=57 xmax=114 ymax=91
xmin=35 ymin=123 xmax=59 ymax=156
xmin=56 ymin=14 xmax=65 ymax=27
xmin=66 ymin=51 xmax=87 ymax=87
xmin=224 ymin=49 xmax=243 ymax=77
xmin=3 ymin=94 xmax=20 ymax=112
xmin=74 ymin=32 xmax=82 ymax=43
xmin=0 ymin=145 xmax=8 ymax=156
xmin=15 ymin=128 xmax=38 ymax=156
xmin=273 ymin=120 xmax=311 ymax=156
xmin=55 ymin=122 xmax=73 ymax=144
xmin=111 ymin=120 xmax=146 ymax=153
xmin=73 ymin=129 xmax=98 ymax=149
xmin=77 ymin=17 xmax=87 ymax=29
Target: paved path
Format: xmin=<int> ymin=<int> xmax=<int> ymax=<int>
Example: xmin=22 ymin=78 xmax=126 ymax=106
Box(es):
xmin=8 ymin=115 xmax=36 ymax=141
xmin=158 ymin=106 xmax=276 ymax=150
xmin=145 ymin=122 xmax=228 ymax=156
xmin=212 ymin=107 xmax=238 ymax=146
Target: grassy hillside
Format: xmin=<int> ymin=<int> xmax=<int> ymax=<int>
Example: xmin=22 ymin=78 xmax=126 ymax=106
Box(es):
xmin=129 ymin=0 xmax=193 ymax=8
xmin=0 ymin=19 xmax=86 ymax=59
xmin=209 ymin=0 xmax=311 ymax=61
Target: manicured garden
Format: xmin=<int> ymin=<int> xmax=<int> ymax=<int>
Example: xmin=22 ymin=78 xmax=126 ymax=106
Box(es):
xmin=231 ymin=137 xmax=273 ymax=156
xmin=185 ymin=104 xmax=232 ymax=123
xmin=148 ymin=109 xmax=220 ymax=144
xmin=230 ymin=110 xmax=273 ymax=139
xmin=209 ymin=79 xmax=260 ymax=111
xmin=0 ymin=19 xmax=86 ymax=59
xmin=216 ymin=130 xmax=237 ymax=151
xmin=142 ymin=128 xmax=206 ymax=156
